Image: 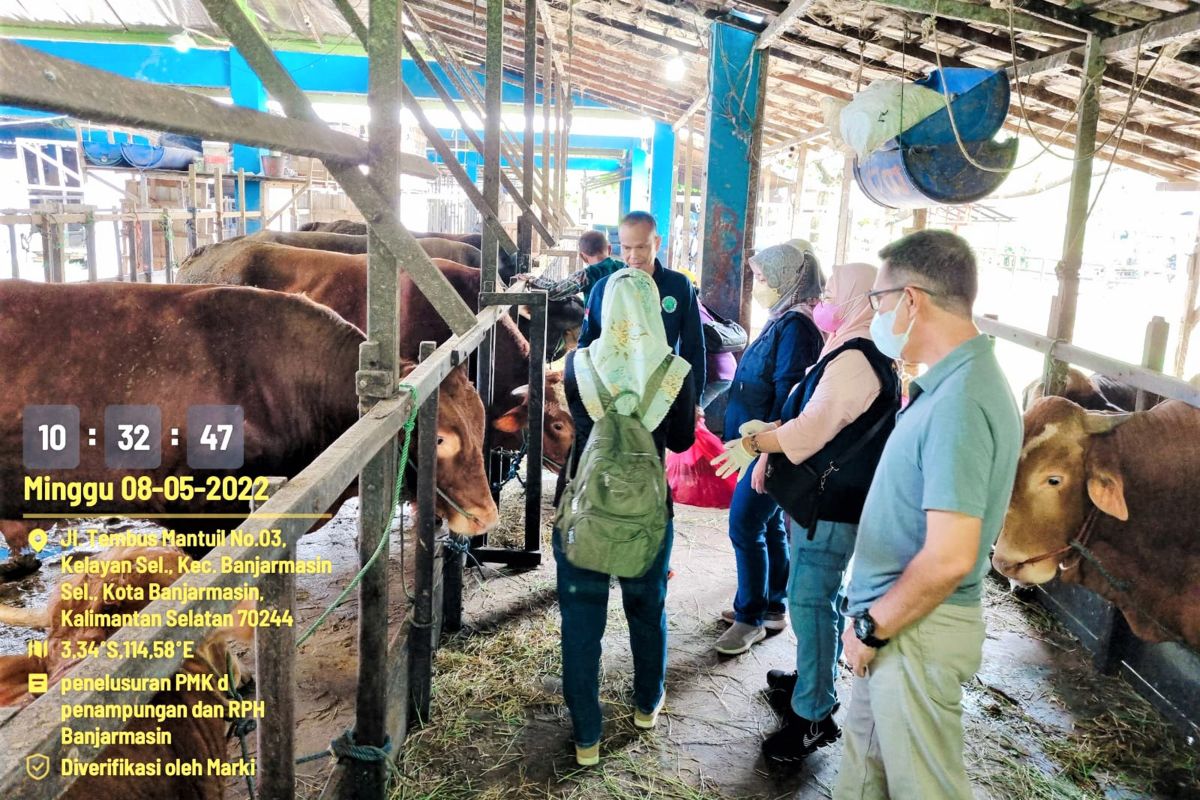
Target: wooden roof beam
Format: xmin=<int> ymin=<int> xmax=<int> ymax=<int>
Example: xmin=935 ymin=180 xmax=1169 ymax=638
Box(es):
xmin=741 ymin=0 xmax=1081 ymax=39
xmin=757 ymin=0 xmax=816 ymax=50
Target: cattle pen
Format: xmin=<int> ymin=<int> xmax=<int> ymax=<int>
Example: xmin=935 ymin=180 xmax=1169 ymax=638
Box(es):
xmin=2 ymin=1 xmax=1200 ymax=799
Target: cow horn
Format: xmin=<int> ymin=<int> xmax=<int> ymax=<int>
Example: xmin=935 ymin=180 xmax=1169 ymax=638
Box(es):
xmin=0 ymin=604 xmax=50 ymax=628
xmin=509 ymin=384 xmax=529 ymax=398
xmin=1082 ymin=411 xmax=1133 ymax=434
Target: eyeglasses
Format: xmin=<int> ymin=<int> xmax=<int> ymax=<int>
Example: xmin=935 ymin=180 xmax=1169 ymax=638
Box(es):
xmin=866 ymin=285 xmax=938 ymax=312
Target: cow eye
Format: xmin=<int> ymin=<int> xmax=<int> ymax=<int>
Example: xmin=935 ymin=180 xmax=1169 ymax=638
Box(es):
xmin=1047 ymin=476 xmax=1062 ymax=487
xmin=436 ymin=436 xmax=445 ymax=446
xmin=552 ymin=422 xmax=565 ymax=432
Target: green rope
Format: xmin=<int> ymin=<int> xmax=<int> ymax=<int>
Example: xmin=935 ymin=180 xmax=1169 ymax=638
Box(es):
xmin=294 ymin=729 xmax=398 ymax=773
xmin=223 ymin=650 xmax=257 ymax=798
xmin=295 ymin=384 xmax=419 ymax=648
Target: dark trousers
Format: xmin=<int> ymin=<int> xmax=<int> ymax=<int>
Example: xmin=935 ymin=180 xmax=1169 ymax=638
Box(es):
xmin=728 ymin=467 xmax=788 ymax=625
xmin=553 ymin=523 xmax=674 ymax=747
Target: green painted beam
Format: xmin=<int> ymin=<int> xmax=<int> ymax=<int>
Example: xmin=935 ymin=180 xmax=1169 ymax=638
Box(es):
xmin=0 ymin=23 xmax=366 ymax=56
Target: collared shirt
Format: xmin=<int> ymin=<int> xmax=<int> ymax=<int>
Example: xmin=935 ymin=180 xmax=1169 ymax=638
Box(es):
xmin=845 ymin=335 xmax=1021 ymax=616
xmin=526 ymin=257 xmax=624 ymax=303
xmin=579 ymin=260 xmax=706 ymax=396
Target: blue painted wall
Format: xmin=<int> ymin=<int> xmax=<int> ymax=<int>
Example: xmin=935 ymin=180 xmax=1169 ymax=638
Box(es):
xmin=699 ymin=22 xmax=763 ymax=325
xmin=650 ymin=122 xmax=675 ymax=260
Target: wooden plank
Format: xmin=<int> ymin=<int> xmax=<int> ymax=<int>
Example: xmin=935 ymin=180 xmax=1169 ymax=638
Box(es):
xmin=0 ymin=41 xmax=436 ymax=180
xmin=840 ymin=0 xmax=1081 ymax=38
xmin=757 ymin=0 xmax=815 ymax=50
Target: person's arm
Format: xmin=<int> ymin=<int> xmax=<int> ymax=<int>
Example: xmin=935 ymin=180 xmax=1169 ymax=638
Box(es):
xmin=521 ymin=268 xmax=590 ymax=301
xmin=769 ymin=317 xmax=821 ymax=420
xmin=679 ymin=285 xmax=706 ymax=398
xmin=664 ymin=371 xmax=698 ymax=453
xmin=578 ymin=281 xmax=604 ymax=347
xmin=750 ymin=352 xmax=881 ymax=464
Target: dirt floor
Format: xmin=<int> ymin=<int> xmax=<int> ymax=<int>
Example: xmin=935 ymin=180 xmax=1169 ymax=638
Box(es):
xmin=6 ymin=474 xmax=1194 ymax=800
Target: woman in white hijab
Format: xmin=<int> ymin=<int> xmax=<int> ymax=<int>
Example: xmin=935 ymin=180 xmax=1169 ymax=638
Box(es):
xmin=553 ymin=268 xmax=696 ymax=767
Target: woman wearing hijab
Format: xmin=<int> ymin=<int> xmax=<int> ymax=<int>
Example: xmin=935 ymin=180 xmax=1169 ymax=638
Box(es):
xmin=553 ymin=268 xmax=696 ymax=767
xmin=710 ymin=240 xmax=826 ymax=655
xmin=736 ymin=263 xmax=901 ymax=763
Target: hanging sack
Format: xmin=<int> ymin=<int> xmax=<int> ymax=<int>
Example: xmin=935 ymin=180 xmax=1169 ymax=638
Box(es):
xmin=554 ymin=351 xmax=672 ymax=578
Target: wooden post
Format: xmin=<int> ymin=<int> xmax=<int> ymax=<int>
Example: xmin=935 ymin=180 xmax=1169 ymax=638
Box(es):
xmin=1045 ymin=35 xmax=1104 ymax=396
xmin=126 ymin=220 xmax=139 ymax=282
xmin=541 ymin=55 xmax=552 ymax=232
xmin=84 ymin=208 xmax=97 ymax=282
xmin=911 ymin=207 xmax=929 ymax=231
xmin=139 ymin=175 xmax=153 ymax=280
xmin=214 ymin=166 xmax=225 ymax=242
xmin=410 ymin=342 xmax=440 ymax=722
xmin=186 ymin=163 xmax=199 ymax=252
xmin=38 ymin=217 xmax=51 ymax=282
xmin=834 ymin=154 xmax=854 ymax=265
xmin=789 ymin=145 xmax=807 ymax=240
xmin=161 ymin=211 xmax=175 ymax=284
xmin=112 ymin=218 xmax=124 ymax=281
xmin=6 ymin=224 xmax=17 ymax=279
xmin=1137 ymin=317 xmax=1170 ymax=411
xmin=1173 ymin=214 xmax=1199 ymax=377
xmin=237 ymin=168 xmax=248 ymax=236
xmin=252 ymin=478 xmax=295 ymax=800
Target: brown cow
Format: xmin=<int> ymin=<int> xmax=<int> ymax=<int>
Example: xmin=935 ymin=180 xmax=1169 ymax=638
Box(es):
xmin=0 ymin=546 xmax=252 ymax=799
xmin=203 ymin=230 xmax=486 ymax=271
xmin=299 ymin=220 xmax=518 ymax=280
xmin=0 ymin=280 xmax=497 ymax=573
xmin=992 ymin=396 xmax=1200 ymax=648
xmin=176 ymin=242 xmax=575 ymax=470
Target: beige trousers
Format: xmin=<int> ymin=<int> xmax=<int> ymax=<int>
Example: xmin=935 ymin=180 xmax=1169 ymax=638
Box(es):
xmin=833 ymin=603 xmax=985 ymax=800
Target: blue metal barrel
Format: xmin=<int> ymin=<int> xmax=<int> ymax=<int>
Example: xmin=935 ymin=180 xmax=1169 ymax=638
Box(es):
xmin=854 ymin=138 xmax=1019 ymax=209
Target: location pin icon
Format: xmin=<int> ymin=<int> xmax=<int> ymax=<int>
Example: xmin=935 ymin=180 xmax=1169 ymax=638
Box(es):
xmin=28 ymin=528 xmax=48 ymax=554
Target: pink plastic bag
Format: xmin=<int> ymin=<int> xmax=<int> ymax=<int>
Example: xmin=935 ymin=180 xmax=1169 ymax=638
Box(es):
xmin=667 ymin=418 xmax=737 ymax=508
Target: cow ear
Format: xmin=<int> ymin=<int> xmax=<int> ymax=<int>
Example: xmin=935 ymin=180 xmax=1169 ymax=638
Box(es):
xmin=1085 ymin=440 xmax=1129 ymax=521
xmin=517 ymin=305 xmax=532 ymax=320
xmin=492 ymin=407 xmax=526 ymax=433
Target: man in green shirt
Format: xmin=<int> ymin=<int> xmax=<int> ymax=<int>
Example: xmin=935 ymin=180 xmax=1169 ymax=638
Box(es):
xmin=515 ymin=230 xmax=623 ymax=303
xmin=834 ymin=231 xmax=1021 ymax=800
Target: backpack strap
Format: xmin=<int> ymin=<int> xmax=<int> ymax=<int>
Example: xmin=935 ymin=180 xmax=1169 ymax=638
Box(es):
xmin=580 ymin=348 xmax=614 ymax=410
xmin=637 ymin=356 xmax=675 ymax=419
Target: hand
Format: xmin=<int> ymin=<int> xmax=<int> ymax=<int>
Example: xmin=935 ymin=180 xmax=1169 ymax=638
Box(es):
xmin=711 ymin=438 xmax=755 ymax=480
xmin=751 ymin=455 xmax=768 ymax=493
xmin=738 ymin=419 xmax=773 ymax=437
xmin=842 ymin=622 xmax=878 ymax=678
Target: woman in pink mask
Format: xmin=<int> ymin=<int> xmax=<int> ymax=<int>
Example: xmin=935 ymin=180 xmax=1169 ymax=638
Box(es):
xmin=736 ymin=262 xmax=902 ymax=765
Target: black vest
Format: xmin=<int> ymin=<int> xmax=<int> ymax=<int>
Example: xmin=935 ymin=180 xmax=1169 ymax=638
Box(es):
xmin=764 ymin=339 xmax=901 ymax=531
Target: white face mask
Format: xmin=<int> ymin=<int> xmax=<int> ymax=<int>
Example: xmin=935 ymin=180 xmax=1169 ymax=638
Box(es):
xmin=752 ymin=281 xmax=781 ymax=309
xmin=870 ymin=304 xmax=916 ymax=361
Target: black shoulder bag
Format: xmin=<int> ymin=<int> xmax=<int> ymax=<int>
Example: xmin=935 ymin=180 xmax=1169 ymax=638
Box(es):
xmin=701 ymin=302 xmax=748 ymax=354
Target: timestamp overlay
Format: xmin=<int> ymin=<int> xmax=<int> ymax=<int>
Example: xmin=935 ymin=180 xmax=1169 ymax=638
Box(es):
xmin=13 ymin=403 xmax=333 ymax=785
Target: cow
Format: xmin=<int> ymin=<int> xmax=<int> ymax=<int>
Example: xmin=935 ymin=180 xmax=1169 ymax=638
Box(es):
xmin=991 ymin=396 xmax=1200 ymax=648
xmin=176 ymin=241 xmax=575 ymax=471
xmin=0 ymin=546 xmax=252 ymax=799
xmin=299 ymin=220 xmax=518 ymax=281
xmin=1022 ymin=366 xmax=1162 ymax=412
xmin=0 ymin=280 xmax=498 ymax=575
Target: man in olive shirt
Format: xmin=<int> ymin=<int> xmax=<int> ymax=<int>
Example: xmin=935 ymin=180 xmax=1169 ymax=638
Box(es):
xmin=835 ymin=231 xmax=1021 ymax=800
xmin=515 ymin=229 xmax=623 ymax=303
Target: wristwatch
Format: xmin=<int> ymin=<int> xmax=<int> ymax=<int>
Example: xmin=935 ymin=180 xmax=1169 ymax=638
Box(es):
xmin=854 ymin=612 xmax=890 ymax=649
xmin=747 ymin=433 xmax=762 ymax=455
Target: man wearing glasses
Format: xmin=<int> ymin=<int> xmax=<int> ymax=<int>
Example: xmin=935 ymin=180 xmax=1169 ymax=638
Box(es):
xmin=834 ymin=231 xmax=1021 ymax=800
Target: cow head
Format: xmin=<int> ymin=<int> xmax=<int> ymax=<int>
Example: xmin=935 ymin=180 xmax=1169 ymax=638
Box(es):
xmin=519 ymin=297 xmax=585 ymax=362
xmin=425 ymin=364 xmax=500 ymax=535
xmin=491 ymin=371 xmax=574 ymax=472
xmin=992 ymin=396 xmax=1132 ymax=585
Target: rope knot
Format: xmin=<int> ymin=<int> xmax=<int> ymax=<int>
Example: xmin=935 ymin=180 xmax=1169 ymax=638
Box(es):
xmin=330 ymin=730 xmax=393 ymax=764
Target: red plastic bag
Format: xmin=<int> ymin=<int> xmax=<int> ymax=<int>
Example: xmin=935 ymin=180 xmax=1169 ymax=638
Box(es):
xmin=666 ymin=418 xmax=737 ymax=509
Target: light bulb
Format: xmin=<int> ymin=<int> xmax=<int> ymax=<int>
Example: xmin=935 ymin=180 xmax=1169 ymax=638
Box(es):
xmin=665 ymin=57 xmax=686 ymax=83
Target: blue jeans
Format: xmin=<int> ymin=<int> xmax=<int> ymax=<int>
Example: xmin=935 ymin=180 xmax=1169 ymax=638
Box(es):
xmin=553 ymin=522 xmax=674 ymax=747
xmin=787 ymin=517 xmax=857 ymax=721
xmin=728 ymin=468 xmax=788 ymax=625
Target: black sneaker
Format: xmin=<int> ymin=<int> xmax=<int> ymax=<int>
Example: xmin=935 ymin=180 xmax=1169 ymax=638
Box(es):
xmin=764 ymin=670 xmax=797 ymax=715
xmin=762 ymin=710 xmax=841 ymax=764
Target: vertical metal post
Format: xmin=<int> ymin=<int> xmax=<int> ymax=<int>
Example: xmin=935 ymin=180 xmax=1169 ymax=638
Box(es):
xmin=1046 ymin=34 xmax=1104 ymax=395
xmin=162 ymin=213 xmax=175 ymax=284
xmin=1136 ymin=317 xmax=1170 ymax=411
xmin=834 ymin=154 xmax=853 ymax=266
xmin=7 ymin=224 xmax=17 ymax=279
xmin=743 ymin=54 xmax=769 ymax=265
xmin=518 ymin=0 xmax=537 ymax=268
xmin=556 ymin=86 xmax=568 ymax=224
xmin=214 ymin=166 xmax=225 ymax=242
xmin=478 ymin=0 xmax=503 ymax=497
xmin=350 ymin=1 xmax=403 ymax=795
xmin=125 ymin=220 xmax=139 ymax=282
xmin=789 ymin=145 xmax=807 ymax=239
xmin=253 ymin=479 xmax=295 ymax=800
xmin=38 ymin=218 xmax=51 ymax=282
xmin=49 ymin=219 xmax=65 ymax=283
xmin=542 ymin=53 xmax=553 ymax=231
xmin=681 ymin=122 xmax=693 ymax=270
xmin=411 ymin=341 xmax=440 ymax=721
xmin=186 ymin=163 xmax=199 ymax=252
xmin=84 ymin=209 xmax=97 ymax=282
xmin=139 ymin=174 xmax=152 ymax=279
xmin=112 ymin=218 xmax=124 ymax=281
xmin=237 ymin=168 xmax=248 ymax=237
xmin=524 ymin=294 xmax=546 ymax=553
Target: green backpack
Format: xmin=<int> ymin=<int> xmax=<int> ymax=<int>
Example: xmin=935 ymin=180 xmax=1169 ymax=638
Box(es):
xmin=555 ymin=351 xmax=673 ymax=578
